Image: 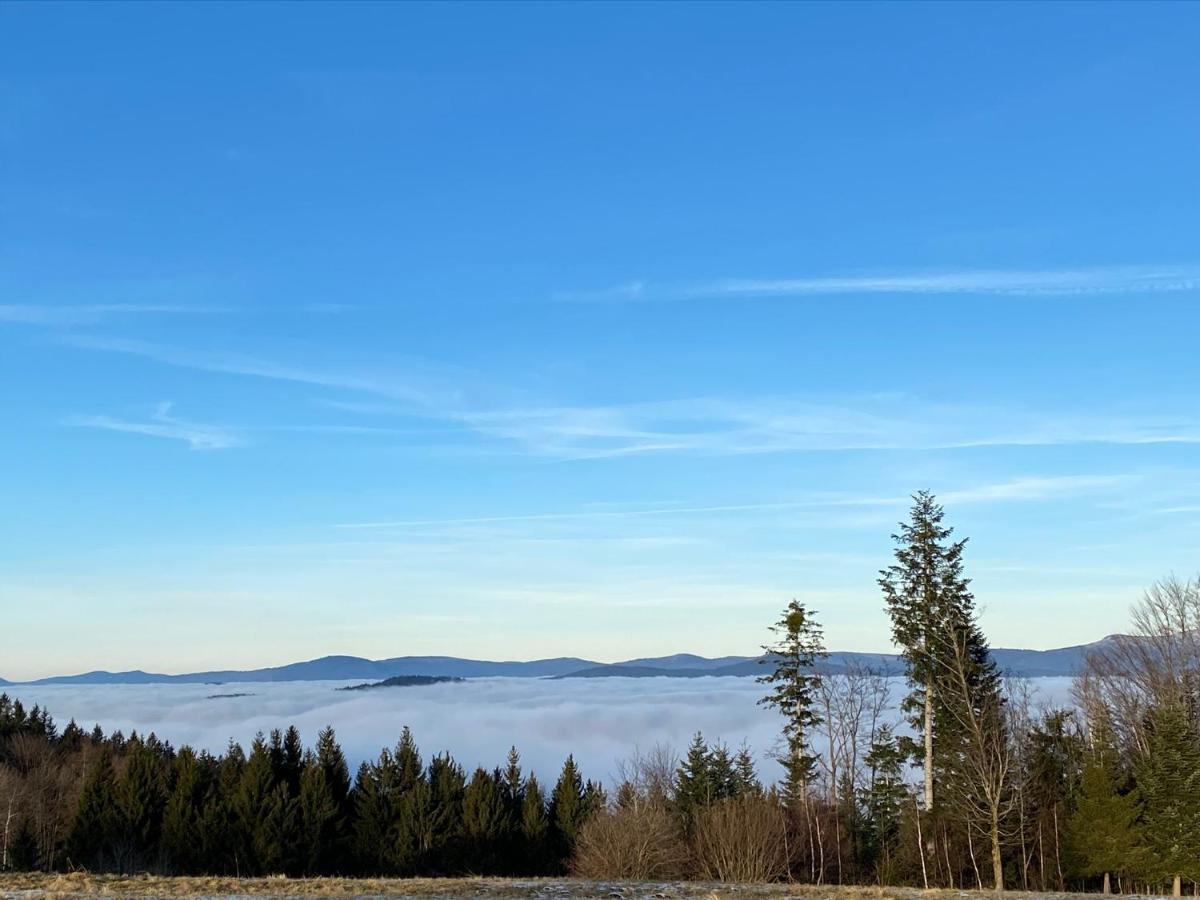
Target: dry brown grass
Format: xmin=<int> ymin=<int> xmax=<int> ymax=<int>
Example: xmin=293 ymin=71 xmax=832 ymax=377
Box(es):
xmin=0 ymin=874 xmax=1120 ymax=900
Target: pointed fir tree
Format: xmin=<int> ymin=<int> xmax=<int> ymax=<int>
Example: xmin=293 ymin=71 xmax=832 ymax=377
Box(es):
xmin=426 ymin=753 xmax=466 ymax=872
xmin=1064 ymin=742 xmax=1146 ymax=892
xmin=297 ymin=753 xmax=341 ymax=876
xmin=675 ymin=732 xmax=714 ymax=828
xmin=113 ymin=739 xmax=166 ymax=872
xmin=314 ymin=726 xmax=350 ymax=812
xmin=879 ymin=491 xmax=998 ymax=813
xmin=549 ymin=755 xmax=587 ymax=870
xmin=350 ymin=756 xmax=393 ymax=875
xmin=707 ymin=741 xmax=738 ymax=801
xmin=396 ymin=751 xmax=433 ymax=874
xmin=860 ymin=725 xmax=908 ymax=880
xmin=520 ymin=774 xmax=550 ymax=874
xmin=161 ymin=747 xmax=208 ymax=874
xmin=8 ymin=816 xmax=38 ymax=872
xmin=1135 ymin=702 xmax=1200 ymax=892
xmin=463 ymin=767 xmax=507 ymax=873
xmin=757 ymin=599 xmax=825 ymax=801
xmin=233 ymin=734 xmax=287 ymax=874
xmin=67 ymin=747 xmax=118 ymax=871
xmin=732 ymin=743 xmax=762 ymax=797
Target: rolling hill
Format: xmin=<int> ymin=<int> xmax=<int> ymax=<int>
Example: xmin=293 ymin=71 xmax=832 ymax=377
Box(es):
xmin=1 ymin=639 xmax=1113 ymax=685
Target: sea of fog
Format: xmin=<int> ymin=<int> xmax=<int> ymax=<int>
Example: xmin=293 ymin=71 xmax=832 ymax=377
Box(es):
xmin=2 ymin=677 xmax=1076 ymax=785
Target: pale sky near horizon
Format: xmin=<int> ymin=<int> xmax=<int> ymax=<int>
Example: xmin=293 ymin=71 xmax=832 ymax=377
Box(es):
xmin=3 ymin=2 xmax=1200 ymax=681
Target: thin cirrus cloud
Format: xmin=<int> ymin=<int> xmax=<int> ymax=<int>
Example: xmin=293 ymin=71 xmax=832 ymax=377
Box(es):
xmin=0 ymin=304 xmax=219 ymax=326
xmin=452 ymin=397 xmax=1200 ymax=459
xmin=61 ymin=335 xmax=1200 ymax=457
xmin=65 ymin=402 xmax=244 ymax=450
xmin=333 ymin=474 xmax=1132 ymax=531
xmin=560 ymin=264 xmax=1200 ymax=303
xmin=60 ymin=334 xmax=464 ymax=410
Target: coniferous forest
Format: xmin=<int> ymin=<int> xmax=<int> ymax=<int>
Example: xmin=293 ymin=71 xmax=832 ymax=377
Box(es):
xmin=2 ymin=492 xmax=1199 ymax=893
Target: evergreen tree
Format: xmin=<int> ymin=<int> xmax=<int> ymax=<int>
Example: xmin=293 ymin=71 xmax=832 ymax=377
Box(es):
xmin=549 ymin=755 xmax=586 ymax=870
xmin=707 ymin=741 xmax=738 ymax=801
xmin=113 ymin=739 xmax=166 ymax=872
xmin=67 ymin=747 xmax=118 ymax=871
xmin=199 ymin=742 xmax=244 ymax=874
xmin=757 ymin=599 xmax=825 ymax=799
xmin=1135 ymin=702 xmax=1200 ymax=893
xmin=350 ymin=757 xmax=393 ymax=874
xmin=8 ymin=817 xmax=38 ymax=872
xmin=278 ymin=726 xmax=304 ymax=798
xmin=297 ymin=754 xmax=341 ymax=875
xmin=234 ymin=735 xmax=291 ymax=874
xmin=1064 ymin=744 xmax=1145 ymax=892
xmin=161 ymin=747 xmax=208 ymax=874
xmin=393 ymin=731 xmax=431 ymax=875
xmin=314 ymin=726 xmax=350 ymax=811
xmin=463 ymin=767 xmax=507 ymax=873
xmin=520 ymin=774 xmax=549 ymax=873
xmin=879 ymin=491 xmax=998 ymax=814
xmin=675 ymin=732 xmax=714 ymax=827
xmin=425 ymin=753 xmax=466 ymax=872
xmin=732 ymin=743 xmax=762 ymax=797
xmin=861 ymin=727 xmax=908 ymax=881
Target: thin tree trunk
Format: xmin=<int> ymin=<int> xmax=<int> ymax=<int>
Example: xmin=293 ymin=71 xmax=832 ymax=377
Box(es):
xmin=969 ymin=826 xmax=983 ymax=889
xmin=924 ymin=687 xmax=935 ymax=810
xmin=1053 ymin=804 xmax=1064 ymax=890
xmin=1173 ymin=875 xmax=1181 ymax=898
xmin=915 ymin=794 xmax=929 ymax=890
xmin=944 ymin=825 xmax=955 ymax=889
xmin=814 ymin=802 xmax=825 ymax=885
xmin=1103 ymin=871 xmax=1110 ymax=894
xmin=991 ymin=808 xmax=1005 ymax=892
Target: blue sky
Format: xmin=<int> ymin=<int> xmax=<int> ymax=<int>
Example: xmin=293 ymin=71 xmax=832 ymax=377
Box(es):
xmin=2 ymin=2 xmax=1199 ymax=680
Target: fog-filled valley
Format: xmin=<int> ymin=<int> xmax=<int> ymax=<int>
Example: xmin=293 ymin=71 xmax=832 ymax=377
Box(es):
xmin=2 ymin=675 xmax=1076 ymax=784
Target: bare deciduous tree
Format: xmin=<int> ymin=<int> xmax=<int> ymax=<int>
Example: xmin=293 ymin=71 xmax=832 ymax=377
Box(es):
xmin=691 ymin=796 xmax=789 ymax=883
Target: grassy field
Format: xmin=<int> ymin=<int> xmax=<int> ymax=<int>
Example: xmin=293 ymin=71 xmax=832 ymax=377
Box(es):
xmin=0 ymin=876 xmax=1116 ymax=900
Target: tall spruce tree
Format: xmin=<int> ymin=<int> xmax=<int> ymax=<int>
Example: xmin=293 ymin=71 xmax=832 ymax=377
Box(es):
xmin=161 ymin=747 xmax=208 ymax=874
xmin=1136 ymin=702 xmax=1200 ymax=895
xmin=113 ymin=739 xmax=166 ymax=872
xmin=426 ymin=753 xmax=466 ymax=872
xmin=879 ymin=491 xmax=998 ymax=813
xmin=67 ymin=747 xmax=118 ymax=871
xmin=757 ymin=599 xmax=825 ymax=802
xmin=463 ymin=767 xmax=507 ymax=873
xmin=297 ymin=753 xmax=340 ymax=875
xmin=549 ymin=755 xmax=587 ymax=870
xmin=520 ymin=774 xmax=550 ymax=873
xmin=1064 ymin=744 xmax=1145 ymax=893
xmin=860 ymin=726 xmax=908 ymax=881
xmin=674 ymin=732 xmax=714 ymax=828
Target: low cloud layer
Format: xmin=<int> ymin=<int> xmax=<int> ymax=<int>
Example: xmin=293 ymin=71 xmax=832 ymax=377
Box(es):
xmin=3 ymin=676 xmax=1075 ymax=785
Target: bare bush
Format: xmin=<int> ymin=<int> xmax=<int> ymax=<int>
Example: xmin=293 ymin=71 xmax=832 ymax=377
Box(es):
xmin=571 ymin=802 xmax=688 ymax=880
xmin=690 ymin=795 xmax=789 ymax=883
xmin=612 ymin=743 xmax=678 ymax=808
xmin=1076 ymin=573 xmax=1200 ymax=755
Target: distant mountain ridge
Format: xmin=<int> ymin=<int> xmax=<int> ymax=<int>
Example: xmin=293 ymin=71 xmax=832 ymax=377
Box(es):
xmin=3 ymin=639 xmax=1117 ymax=685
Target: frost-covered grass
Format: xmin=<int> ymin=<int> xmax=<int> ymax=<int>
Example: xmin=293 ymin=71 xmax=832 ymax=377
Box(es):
xmin=0 ymin=875 xmax=1124 ymax=900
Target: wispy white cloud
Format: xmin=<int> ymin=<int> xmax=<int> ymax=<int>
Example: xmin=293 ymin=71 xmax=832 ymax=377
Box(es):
xmin=62 ymin=336 xmax=1200 ymax=459
xmin=66 ymin=403 xmax=244 ymax=450
xmin=0 ymin=304 xmax=218 ymax=326
xmin=452 ymin=396 xmax=1200 ymax=459
xmin=61 ymin=335 xmax=456 ymax=409
xmin=566 ymin=264 xmax=1200 ymax=303
xmin=335 ymin=474 xmax=1131 ymax=530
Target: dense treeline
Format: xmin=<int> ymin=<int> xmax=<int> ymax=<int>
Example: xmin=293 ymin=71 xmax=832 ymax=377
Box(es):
xmin=2 ymin=491 xmax=1199 ymax=893
xmin=0 ymin=706 xmax=601 ymax=876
